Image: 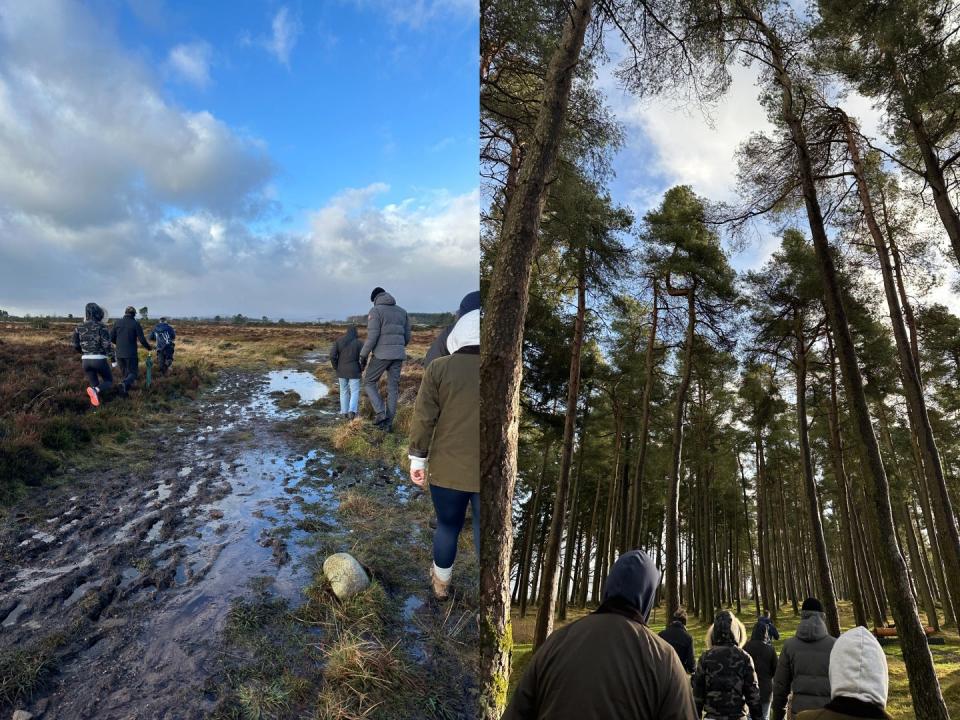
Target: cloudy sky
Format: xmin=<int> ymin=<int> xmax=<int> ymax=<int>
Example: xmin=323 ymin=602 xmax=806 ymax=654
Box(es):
xmin=595 ymin=38 xmax=960 ymax=313
xmin=0 ymin=0 xmax=478 ymax=320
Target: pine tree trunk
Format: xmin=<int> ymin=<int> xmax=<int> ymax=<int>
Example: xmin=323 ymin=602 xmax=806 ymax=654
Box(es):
xmin=518 ymin=438 xmax=552 ymax=618
xmin=739 ymin=9 xmax=949 ymax=714
xmin=630 ymin=282 xmax=659 ymax=546
xmin=665 ymin=285 xmax=695 ymax=619
xmin=533 ymin=254 xmax=587 ymax=649
xmin=737 ymin=453 xmax=762 ymax=616
xmin=478 ymin=1 xmax=593 ymax=712
xmin=559 ymin=397 xmax=590 ymax=620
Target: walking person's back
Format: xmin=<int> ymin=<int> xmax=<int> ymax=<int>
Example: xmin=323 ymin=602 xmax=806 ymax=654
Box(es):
xmin=148 ymin=318 xmax=176 ymax=374
xmin=360 ymin=287 xmax=411 ymax=430
xmin=659 ymin=609 xmax=696 ymax=674
xmin=331 ymin=325 xmax=363 ymax=418
xmin=110 ymin=306 xmax=152 ymax=393
xmin=745 ymin=622 xmax=779 ymax=719
xmin=693 ymin=611 xmax=763 ymax=720
xmin=772 ymin=599 xmax=836 ymax=720
xmin=503 ymin=550 xmax=697 ymax=720
xmin=72 ymin=302 xmax=115 ymax=406
xmin=796 ymin=627 xmax=891 ymax=720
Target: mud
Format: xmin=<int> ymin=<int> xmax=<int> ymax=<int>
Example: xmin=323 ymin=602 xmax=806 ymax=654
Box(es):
xmin=0 ymin=367 xmax=339 ymax=718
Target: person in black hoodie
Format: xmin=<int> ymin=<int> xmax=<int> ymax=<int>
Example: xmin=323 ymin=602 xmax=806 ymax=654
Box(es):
xmin=110 ymin=306 xmax=152 ymax=394
xmin=745 ymin=622 xmax=779 ymax=719
xmin=660 ymin=608 xmax=696 ymax=674
xmin=423 ymin=290 xmax=480 ymax=366
xmin=330 ymin=325 xmax=363 ymax=419
xmin=72 ymin=302 xmax=115 ymax=407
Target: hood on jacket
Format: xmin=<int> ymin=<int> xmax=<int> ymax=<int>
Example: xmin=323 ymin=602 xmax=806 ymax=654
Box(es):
xmin=458 ymin=290 xmax=481 ymax=317
xmin=706 ymin=611 xmax=746 ymax=648
xmin=374 ymin=292 xmax=396 ymax=306
xmin=447 ymin=309 xmax=479 ymax=353
xmin=85 ymin=302 xmax=105 ymax=322
xmin=343 ymin=325 xmax=358 ymax=340
xmin=829 ymin=626 xmax=888 ymax=707
xmin=796 ymin=610 xmax=830 ymax=642
xmin=750 ymin=622 xmax=770 ymax=644
xmin=601 ymin=549 xmax=659 ymax=622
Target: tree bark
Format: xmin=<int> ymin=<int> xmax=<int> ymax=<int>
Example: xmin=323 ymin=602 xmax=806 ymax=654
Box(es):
xmin=479 ymin=1 xmax=593 ymax=714
xmin=629 ymin=282 xmax=659 ymax=546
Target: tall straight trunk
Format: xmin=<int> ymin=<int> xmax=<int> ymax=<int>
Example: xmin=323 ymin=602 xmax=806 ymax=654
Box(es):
xmin=898 ymin=500 xmax=940 ymax=631
xmin=776 ymin=470 xmax=800 ymax=616
xmin=755 ymin=434 xmax=776 ymax=620
xmin=479 ymin=1 xmax=593 ymax=712
xmin=518 ymin=438 xmax=552 ymax=617
xmin=737 ymin=453 xmax=761 ymax=616
xmin=825 ymin=330 xmax=868 ymax=628
xmin=629 ymin=282 xmax=659 ymax=546
xmin=559 ymin=400 xmax=590 ymax=620
xmin=739 ymin=8 xmax=948 ymax=715
xmin=578 ymin=469 xmax=602 ymax=608
xmin=665 ymin=285 xmax=695 ymax=619
xmin=842 ymin=112 xmax=960 ymax=627
xmin=909 ymin=458 xmax=957 ymax=627
xmin=533 ymin=253 xmax=587 ymax=649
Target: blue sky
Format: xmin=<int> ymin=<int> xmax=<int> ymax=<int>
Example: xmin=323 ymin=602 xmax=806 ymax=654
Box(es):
xmin=0 ymin=0 xmax=479 ymax=319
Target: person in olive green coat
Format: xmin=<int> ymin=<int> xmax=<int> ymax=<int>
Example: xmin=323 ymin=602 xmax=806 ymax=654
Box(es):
xmin=407 ymin=301 xmax=479 ymax=600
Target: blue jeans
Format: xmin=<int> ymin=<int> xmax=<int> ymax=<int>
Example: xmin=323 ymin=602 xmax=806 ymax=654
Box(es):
xmin=429 ymin=485 xmax=479 ymax=569
xmin=338 ymin=377 xmax=360 ymax=414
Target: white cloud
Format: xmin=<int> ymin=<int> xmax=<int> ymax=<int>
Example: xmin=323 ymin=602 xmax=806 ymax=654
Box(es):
xmin=265 ymin=6 xmax=301 ymax=66
xmin=166 ymin=41 xmax=212 ymax=88
xmin=349 ymin=0 xmax=477 ymax=29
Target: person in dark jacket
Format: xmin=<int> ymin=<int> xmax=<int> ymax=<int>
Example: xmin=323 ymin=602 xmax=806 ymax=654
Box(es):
xmin=745 ymin=622 xmax=779 ymax=719
xmin=693 ymin=611 xmax=763 ymax=720
xmin=423 ymin=290 xmax=480 ymax=366
xmin=148 ymin=317 xmax=176 ymax=375
xmin=330 ymin=325 xmax=363 ymax=419
xmin=503 ymin=550 xmax=698 ymax=720
xmin=360 ymin=287 xmax=411 ymax=430
xmin=72 ymin=302 xmax=115 ymax=407
xmin=772 ymin=598 xmax=836 ymax=720
xmin=660 ymin=608 xmax=696 ymax=674
xmin=409 ymin=307 xmax=478 ymax=599
xmin=758 ymin=611 xmax=780 ymax=641
xmin=796 ymin=627 xmax=890 ymax=720
xmin=110 ymin=306 xmax=152 ymax=394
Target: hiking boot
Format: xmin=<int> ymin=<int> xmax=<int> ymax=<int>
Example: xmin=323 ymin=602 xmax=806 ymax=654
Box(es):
xmin=348 ymin=412 xmax=357 ymax=420
xmin=430 ymin=567 xmax=451 ymax=601
xmin=86 ymin=387 xmax=100 ymax=407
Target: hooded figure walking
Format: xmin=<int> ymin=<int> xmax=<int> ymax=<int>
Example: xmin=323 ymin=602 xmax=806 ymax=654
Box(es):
xmin=330 ymin=324 xmax=363 ymax=419
xmin=744 ymin=621 xmax=779 ymax=720
xmin=796 ymin=627 xmax=891 ymax=720
xmin=110 ymin=306 xmax=152 ymax=395
xmin=503 ymin=550 xmax=698 ymax=720
xmin=72 ymin=302 xmax=115 ymax=407
xmin=360 ymin=287 xmax=411 ymax=430
xmin=772 ymin=598 xmax=837 ymax=720
xmin=693 ymin=611 xmax=763 ymax=720
xmin=408 ymin=298 xmax=479 ymax=599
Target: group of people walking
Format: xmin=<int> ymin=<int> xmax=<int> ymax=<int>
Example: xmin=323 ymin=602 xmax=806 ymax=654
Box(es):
xmin=331 ymin=288 xmax=481 ymax=600
xmin=504 ymin=550 xmax=892 ymax=720
xmin=72 ymin=303 xmax=175 ymax=406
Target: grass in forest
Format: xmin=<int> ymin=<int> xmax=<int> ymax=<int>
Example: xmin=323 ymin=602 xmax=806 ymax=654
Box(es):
xmin=508 ymin=600 xmax=960 ymax=718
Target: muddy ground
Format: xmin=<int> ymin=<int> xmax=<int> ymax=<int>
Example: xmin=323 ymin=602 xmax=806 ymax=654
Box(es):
xmin=0 ymin=355 xmax=478 ymax=719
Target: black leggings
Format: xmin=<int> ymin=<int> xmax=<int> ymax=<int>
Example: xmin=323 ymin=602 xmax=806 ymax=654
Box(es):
xmin=429 ymin=484 xmax=480 ymax=569
xmin=82 ymin=358 xmax=113 ymax=392
xmin=118 ymin=356 xmax=138 ymax=390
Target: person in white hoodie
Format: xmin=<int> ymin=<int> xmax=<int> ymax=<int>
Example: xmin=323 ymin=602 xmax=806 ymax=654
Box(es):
xmin=407 ymin=300 xmax=479 ymax=599
xmin=796 ymin=627 xmax=891 ymax=720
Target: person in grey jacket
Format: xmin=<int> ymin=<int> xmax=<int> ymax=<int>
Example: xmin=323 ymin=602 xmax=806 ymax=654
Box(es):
xmin=110 ymin=306 xmax=152 ymax=395
xmin=360 ymin=287 xmax=411 ymax=430
xmin=772 ymin=598 xmax=837 ymax=720
xmin=330 ymin=325 xmax=363 ymax=419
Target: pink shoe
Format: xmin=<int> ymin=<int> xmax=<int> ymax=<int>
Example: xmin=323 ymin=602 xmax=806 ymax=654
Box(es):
xmin=86 ymin=387 xmax=100 ymax=407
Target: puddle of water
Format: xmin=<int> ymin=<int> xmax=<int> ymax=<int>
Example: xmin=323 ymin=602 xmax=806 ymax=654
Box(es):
xmin=2 ymin=602 xmax=28 ymax=627
xmin=156 ymin=483 xmax=172 ymax=502
xmin=64 ymin=580 xmax=101 ymax=609
xmin=263 ymin=370 xmax=328 ymax=406
xmin=402 ymin=594 xmax=424 ymax=622
xmin=146 ymin=520 xmax=165 ymax=543
xmin=11 ymin=557 xmax=94 ymax=594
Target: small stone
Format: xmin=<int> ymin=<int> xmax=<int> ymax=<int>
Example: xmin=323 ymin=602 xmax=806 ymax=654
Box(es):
xmin=13 ymin=710 xmax=34 ymax=720
xmin=209 ymin=509 xmax=224 ymax=520
xmin=322 ymin=553 xmax=370 ymax=600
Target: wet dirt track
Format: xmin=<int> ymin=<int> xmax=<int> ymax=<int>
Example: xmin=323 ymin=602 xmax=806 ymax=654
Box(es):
xmin=0 ymin=368 xmax=340 ymax=719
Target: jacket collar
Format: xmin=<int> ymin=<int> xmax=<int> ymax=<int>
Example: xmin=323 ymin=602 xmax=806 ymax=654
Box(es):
xmin=593 ymin=596 xmax=646 ymax=625
xmin=824 ymin=697 xmax=890 ymax=719
xmin=454 ymin=345 xmax=479 ymax=355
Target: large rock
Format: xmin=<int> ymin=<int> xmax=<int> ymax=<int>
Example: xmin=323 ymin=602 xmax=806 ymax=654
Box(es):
xmin=323 ymin=553 xmax=369 ymax=600
xmin=13 ymin=710 xmax=34 ymax=720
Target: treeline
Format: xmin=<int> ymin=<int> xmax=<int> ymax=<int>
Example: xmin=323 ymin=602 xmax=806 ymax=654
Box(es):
xmin=479 ymin=1 xmax=960 ymax=718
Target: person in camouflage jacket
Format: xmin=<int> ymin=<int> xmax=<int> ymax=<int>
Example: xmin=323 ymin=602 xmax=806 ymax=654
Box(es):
xmin=693 ymin=611 xmax=764 ymax=720
xmin=72 ymin=302 xmax=115 ymax=406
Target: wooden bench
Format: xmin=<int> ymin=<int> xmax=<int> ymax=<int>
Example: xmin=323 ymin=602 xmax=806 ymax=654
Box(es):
xmin=873 ymin=626 xmax=944 ymax=645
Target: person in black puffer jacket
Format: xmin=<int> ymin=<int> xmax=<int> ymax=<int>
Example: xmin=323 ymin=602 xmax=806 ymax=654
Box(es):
xmin=745 ymin=621 xmax=779 ymax=719
xmin=693 ymin=611 xmax=763 ymax=720
xmin=423 ymin=290 xmax=480 ymax=367
xmin=660 ymin=608 xmax=696 ymax=674
xmin=110 ymin=306 xmax=152 ymax=395
xmin=72 ymin=302 xmax=115 ymax=407
xmin=330 ymin=325 xmax=363 ymax=418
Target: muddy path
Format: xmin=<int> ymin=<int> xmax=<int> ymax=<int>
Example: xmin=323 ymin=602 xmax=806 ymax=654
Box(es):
xmin=0 ymin=359 xmax=478 ymax=719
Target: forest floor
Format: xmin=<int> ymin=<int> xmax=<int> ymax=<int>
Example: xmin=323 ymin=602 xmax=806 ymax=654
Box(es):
xmin=0 ymin=321 xmax=478 ymax=720
xmin=509 ymin=601 xmax=960 ymax=718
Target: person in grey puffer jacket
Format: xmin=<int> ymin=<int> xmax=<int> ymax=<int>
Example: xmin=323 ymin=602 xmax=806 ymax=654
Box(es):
xmin=772 ymin=598 xmax=837 ymax=720
xmin=360 ymin=287 xmax=411 ymax=430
